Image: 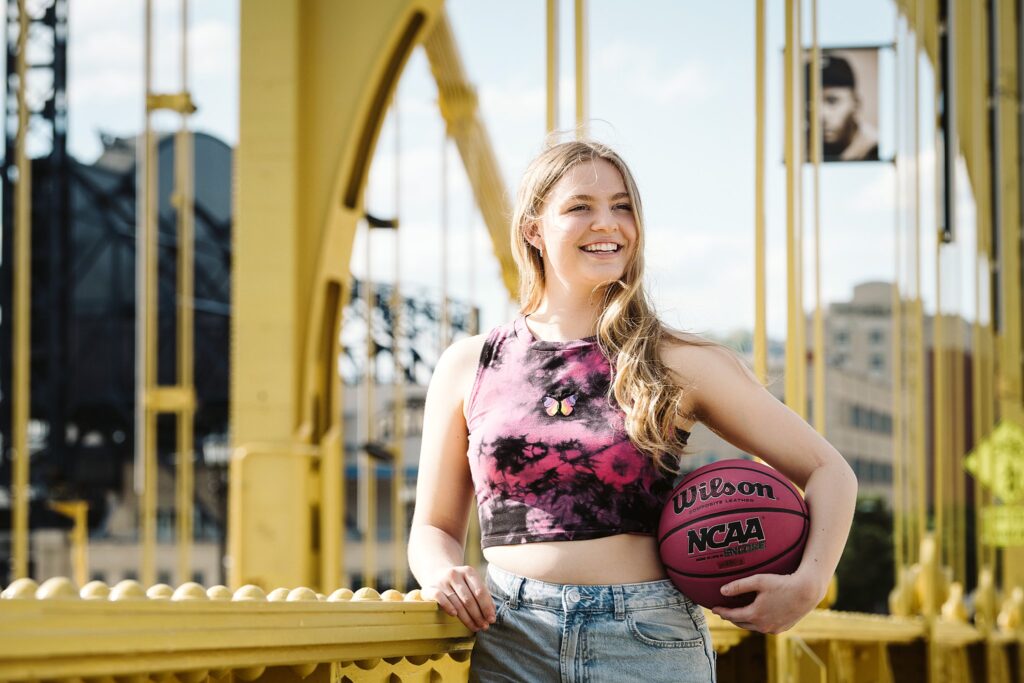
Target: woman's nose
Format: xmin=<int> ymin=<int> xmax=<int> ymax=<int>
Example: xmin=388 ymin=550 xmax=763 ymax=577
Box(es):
xmin=592 ymin=208 xmax=619 ymax=230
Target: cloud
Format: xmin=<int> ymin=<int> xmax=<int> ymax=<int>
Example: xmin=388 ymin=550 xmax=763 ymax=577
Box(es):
xmin=594 ymin=40 xmax=712 ymax=107
xmin=189 ymin=20 xmax=238 ymax=80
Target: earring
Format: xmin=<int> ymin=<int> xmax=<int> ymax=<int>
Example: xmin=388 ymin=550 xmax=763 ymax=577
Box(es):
xmin=539 ymin=246 xmax=544 ymax=259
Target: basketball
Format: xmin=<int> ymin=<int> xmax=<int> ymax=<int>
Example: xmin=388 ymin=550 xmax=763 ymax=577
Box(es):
xmin=658 ymin=458 xmax=810 ymax=609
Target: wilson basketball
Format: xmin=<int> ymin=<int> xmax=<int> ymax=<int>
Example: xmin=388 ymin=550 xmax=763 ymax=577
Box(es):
xmin=658 ymin=458 xmax=810 ymax=609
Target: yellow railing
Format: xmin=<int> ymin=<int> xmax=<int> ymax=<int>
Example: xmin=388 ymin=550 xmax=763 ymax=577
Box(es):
xmin=3 ymin=576 xmax=1022 ymax=683
xmin=0 ymin=578 xmax=473 ymax=683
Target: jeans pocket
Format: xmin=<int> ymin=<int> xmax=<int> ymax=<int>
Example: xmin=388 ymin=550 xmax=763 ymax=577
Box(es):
xmin=626 ymin=605 xmax=706 ymax=648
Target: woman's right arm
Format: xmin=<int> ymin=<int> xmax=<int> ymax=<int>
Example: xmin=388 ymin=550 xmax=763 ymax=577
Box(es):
xmin=407 ymin=336 xmax=496 ymax=633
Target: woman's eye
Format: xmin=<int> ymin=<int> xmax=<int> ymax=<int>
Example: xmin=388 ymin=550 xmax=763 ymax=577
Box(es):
xmin=569 ymin=205 xmax=588 ymax=212
xmin=615 ymin=204 xmax=632 ymax=211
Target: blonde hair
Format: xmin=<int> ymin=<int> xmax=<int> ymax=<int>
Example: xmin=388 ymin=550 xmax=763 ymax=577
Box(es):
xmin=510 ymin=139 xmax=759 ymax=471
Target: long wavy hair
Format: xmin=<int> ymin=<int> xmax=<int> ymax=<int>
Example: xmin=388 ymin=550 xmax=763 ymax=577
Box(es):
xmin=510 ymin=139 xmax=760 ymax=472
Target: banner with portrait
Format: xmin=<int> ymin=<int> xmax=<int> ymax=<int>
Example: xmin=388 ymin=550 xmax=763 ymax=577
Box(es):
xmin=804 ymin=48 xmax=886 ymax=163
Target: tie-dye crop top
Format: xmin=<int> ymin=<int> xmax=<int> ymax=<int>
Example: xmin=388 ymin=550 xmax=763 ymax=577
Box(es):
xmin=465 ymin=314 xmax=690 ymax=548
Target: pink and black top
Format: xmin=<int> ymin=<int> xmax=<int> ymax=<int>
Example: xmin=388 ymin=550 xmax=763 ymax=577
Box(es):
xmin=465 ymin=314 xmax=690 ymax=548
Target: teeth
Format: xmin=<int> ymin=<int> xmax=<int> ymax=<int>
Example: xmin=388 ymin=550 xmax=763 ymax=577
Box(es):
xmin=583 ymin=243 xmax=619 ymax=252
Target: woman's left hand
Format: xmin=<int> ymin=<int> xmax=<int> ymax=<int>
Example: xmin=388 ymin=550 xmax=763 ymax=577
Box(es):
xmin=711 ymin=572 xmax=824 ymax=634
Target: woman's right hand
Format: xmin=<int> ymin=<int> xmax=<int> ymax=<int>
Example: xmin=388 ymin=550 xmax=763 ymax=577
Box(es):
xmin=421 ymin=564 xmax=497 ymax=632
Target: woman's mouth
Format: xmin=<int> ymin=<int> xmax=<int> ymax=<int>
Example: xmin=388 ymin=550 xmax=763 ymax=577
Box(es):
xmin=579 ymin=243 xmax=622 ymax=256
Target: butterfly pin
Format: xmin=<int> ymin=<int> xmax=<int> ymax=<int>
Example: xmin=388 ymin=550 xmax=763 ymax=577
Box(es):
xmin=543 ymin=393 xmax=577 ymax=417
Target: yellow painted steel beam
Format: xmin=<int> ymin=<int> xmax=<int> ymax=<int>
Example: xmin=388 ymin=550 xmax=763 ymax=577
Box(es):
xmin=174 ymin=137 xmax=196 ymax=579
xmin=0 ymin=579 xmax=473 ymax=681
xmin=172 ymin=0 xmax=197 ymax=587
xmin=48 ymin=502 xmax=88 ymax=588
xmin=574 ymin=0 xmax=588 ymax=138
xmin=809 ymin=0 xmax=825 ymax=436
xmin=995 ymin=0 xmax=1024 ymax=417
xmin=912 ymin=0 xmax=928 ymax=568
xmin=893 ymin=13 xmax=907 ymax=584
xmin=391 ymin=96 xmax=406 ymax=592
xmin=783 ymin=0 xmax=804 ymax=418
xmin=147 ymin=387 xmax=196 ymax=412
xmin=546 ymin=0 xmax=559 ymax=134
xmin=423 ymin=13 xmax=517 ymax=300
xmin=11 ymin=0 xmax=31 ymax=581
xmin=994 ymin=0 xmax=1024 ymax=589
xmin=232 ymin=0 xmax=444 ymax=591
xmin=137 ymin=0 xmax=159 ymax=588
xmin=362 ymin=223 xmax=377 ymax=590
xmin=137 ymin=0 xmax=198 ymax=589
xmin=932 ymin=22 xmax=948 ymax=592
xmin=754 ymin=0 xmax=767 ymax=385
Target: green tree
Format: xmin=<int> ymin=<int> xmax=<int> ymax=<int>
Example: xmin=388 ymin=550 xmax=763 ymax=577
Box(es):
xmin=833 ymin=495 xmax=894 ymax=613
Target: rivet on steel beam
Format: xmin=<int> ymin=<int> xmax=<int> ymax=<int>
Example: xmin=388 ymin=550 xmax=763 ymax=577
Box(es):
xmin=233 ymin=668 xmax=265 ymax=682
xmin=172 ymin=582 xmax=209 ymax=601
xmin=1 ymin=577 xmax=38 ymax=599
xmin=286 ymin=587 xmax=318 ymax=602
xmin=232 ymin=585 xmax=267 ymax=602
xmin=267 ymin=587 xmax=290 ymax=602
xmin=289 ymin=664 xmax=317 ymax=680
xmin=352 ymin=587 xmax=382 ymax=602
xmin=37 ymin=576 xmax=79 ymax=600
xmin=110 ymin=580 xmax=146 ymax=601
xmin=353 ymin=659 xmax=381 ymax=671
xmin=207 ymin=585 xmax=232 ymax=600
xmin=176 ymin=671 xmax=209 ymax=683
xmin=327 ymin=588 xmax=354 ymax=602
xmin=146 ymin=583 xmax=174 ymax=600
xmin=81 ymin=580 xmax=111 ymax=600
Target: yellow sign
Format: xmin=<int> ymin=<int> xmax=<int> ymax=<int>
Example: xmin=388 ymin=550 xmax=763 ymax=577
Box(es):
xmin=980 ymin=506 xmax=1024 ymax=546
xmin=965 ymin=419 xmax=1024 ymax=503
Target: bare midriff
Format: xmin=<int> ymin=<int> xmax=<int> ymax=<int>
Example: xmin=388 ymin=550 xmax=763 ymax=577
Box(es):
xmin=482 ymin=533 xmax=668 ymax=585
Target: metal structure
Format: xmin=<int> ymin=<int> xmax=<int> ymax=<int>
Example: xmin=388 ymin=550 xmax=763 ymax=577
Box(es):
xmin=3 ymin=0 xmax=1024 ymax=681
xmin=1 ymin=0 xmax=69 ymax=580
xmin=136 ymin=0 xmax=198 ymax=588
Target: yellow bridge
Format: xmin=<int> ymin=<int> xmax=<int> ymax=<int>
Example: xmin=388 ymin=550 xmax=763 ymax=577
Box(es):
xmin=3 ymin=0 xmax=1024 ymax=681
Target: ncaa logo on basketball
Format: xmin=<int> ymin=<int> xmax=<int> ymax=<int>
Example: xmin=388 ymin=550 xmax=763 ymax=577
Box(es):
xmin=686 ymin=517 xmax=766 ymax=554
xmin=673 ymin=476 xmax=778 ymax=514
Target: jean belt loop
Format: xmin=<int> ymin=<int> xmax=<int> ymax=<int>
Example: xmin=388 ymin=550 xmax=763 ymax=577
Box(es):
xmin=509 ymin=574 xmax=525 ymax=610
xmin=613 ymin=585 xmax=626 ymax=620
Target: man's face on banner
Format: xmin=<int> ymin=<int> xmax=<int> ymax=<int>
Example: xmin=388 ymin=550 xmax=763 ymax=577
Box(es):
xmin=821 ymin=86 xmax=857 ymax=148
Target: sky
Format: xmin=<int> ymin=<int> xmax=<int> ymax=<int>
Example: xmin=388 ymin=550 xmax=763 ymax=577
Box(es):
xmin=7 ymin=0 xmax=979 ymax=342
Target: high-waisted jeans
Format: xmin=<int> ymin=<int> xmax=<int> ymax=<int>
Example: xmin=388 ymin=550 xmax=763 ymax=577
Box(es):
xmin=469 ymin=563 xmax=716 ymax=683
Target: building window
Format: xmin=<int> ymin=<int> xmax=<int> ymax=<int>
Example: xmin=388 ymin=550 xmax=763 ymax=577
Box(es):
xmin=848 ymin=403 xmax=893 ymax=434
xmin=158 ymin=570 xmax=172 ymax=586
xmin=835 ymin=330 xmax=850 ymax=345
xmin=870 ymin=354 xmax=885 ymax=371
xmin=869 ymin=329 xmax=885 ymax=344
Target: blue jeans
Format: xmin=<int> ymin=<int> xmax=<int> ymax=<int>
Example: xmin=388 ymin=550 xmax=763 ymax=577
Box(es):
xmin=469 ymin=563 xmax=716 ymax=683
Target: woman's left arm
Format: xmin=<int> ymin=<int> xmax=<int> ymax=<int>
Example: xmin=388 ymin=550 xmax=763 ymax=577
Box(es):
xmin=666 ymin=343 xmax=858 ymax=633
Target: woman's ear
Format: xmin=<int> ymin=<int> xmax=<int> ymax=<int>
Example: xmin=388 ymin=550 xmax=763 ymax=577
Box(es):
xmin=523 ymin=222 xmax=543 ymax=252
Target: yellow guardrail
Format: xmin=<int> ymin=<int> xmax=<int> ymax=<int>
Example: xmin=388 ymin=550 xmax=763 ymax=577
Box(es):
xmin=2 ymin=577 xmax=1022 ymax=682
xmin=0 ymin=578 xmax=473 ymax=683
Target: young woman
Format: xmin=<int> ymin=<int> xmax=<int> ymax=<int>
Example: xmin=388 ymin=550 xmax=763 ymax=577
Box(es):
xmin=408 ymin=140 xmax=857 ymax=682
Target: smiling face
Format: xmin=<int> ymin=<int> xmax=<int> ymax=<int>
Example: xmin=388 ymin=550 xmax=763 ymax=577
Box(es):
xmin=528 ymin=158 xmax=639 ymax=290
